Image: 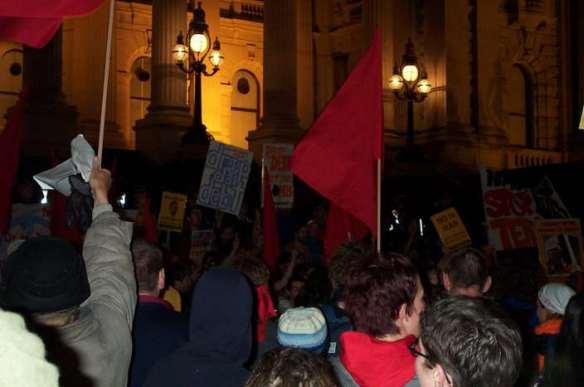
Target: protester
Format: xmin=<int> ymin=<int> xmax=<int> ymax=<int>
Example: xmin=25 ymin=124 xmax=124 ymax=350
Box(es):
xmin=0 ymin=159 xmax=136 ymax=387
xmin=538 ymin=293 xmax=584 ymax=386
xmin=336 ymin=253 xmax=424 ymax=387
xmin=534 ymin=283 xmax=576 ymax=371
xmin=277 ymin=307 xmax=329 ymax=354
xmin=129 ymin=239 xmax=187 ymax=387
xmin=441 ymin=247 xmax=491 ymax=297
xmin=278 ymin=275 xmax=306 ymax=313
xmin=321 ymin=242 xmax=367 ymax=357
xmin=0 ymin=307 xmax=60 ymax=387
xmin=143 ymin=268 xmax=253 ymax=387
xmin=414 ymin=296 xmax=522 ymax=387
xmin=245 ymin=347 xmax=339 ymax=387
xmin=165 ymin=261 xmax=195 ymax=316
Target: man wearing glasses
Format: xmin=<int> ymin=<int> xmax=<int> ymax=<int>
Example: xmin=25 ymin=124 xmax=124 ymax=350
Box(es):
xmin=411 ymin=297 xmax=522 ymax=387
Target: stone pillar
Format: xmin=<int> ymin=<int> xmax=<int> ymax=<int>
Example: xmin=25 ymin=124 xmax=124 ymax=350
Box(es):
xmin=135 ymin=0 xmax=192 ymax=159
xmin=248 ymin=0 xmax=302 ymax=158
xmin=22 ymin=28 xmax=78 ymax=155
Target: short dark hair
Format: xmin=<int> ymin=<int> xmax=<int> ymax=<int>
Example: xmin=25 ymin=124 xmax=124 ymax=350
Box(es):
xmin=328 ymin=241 xmax=370 ymax=292
xmin=420 ymin=296 xmax=522 ymax=387
xmin=444 ymin=248 xmax=488 ymax=290
xmin=245 ymin=347 xmax=339 ymax=387
xmin=132 ymin=239 xmax=164 ymax=293
xmin=343 ymin=253 xmax=419 ymax=336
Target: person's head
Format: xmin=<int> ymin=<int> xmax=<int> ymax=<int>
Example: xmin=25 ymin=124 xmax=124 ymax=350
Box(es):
xmin=328 ymin=241 xmax=369 ymax=296
xmin=295 ymin=225 xmax=308 ymax=242
xmin=245 ymin=347 xmax=338 ymax=387
xmin=167 ymin=262 xmax=194 ymax=293
xmin=343 ymin=253 xmax=424 ymax=338
xmin=187 ymin=207 xmax=203 ymax=228
xmin=223 ymin=256 xmax=270 ymax=286
xmin=537 ymin=283 xmax=576 ymax=323
xmin=295 ymin=265 xmax=332 ymax=307
xmin=287 ymin=277 xmax=306 ymax=305
xmin=278 ymin=307 xmax=328 ymax=354
xmin=415 ymin=297 xmax=522 ymax=387
xmin=442 ymin=248 xmax=491 ymax=298
xmin=132 ymin=239 xmax=165 ymax=295
xmin=188 ymin=268 xmax=253 ymax=363
xmin=1 ymin=237 xmax=90 ymax=327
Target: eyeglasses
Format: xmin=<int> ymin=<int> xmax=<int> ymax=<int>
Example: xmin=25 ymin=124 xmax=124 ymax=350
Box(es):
xmin=409 ymin=339 xmax=453 ymax=386
xmin=408 ymin=338 xmax=431 ymax=360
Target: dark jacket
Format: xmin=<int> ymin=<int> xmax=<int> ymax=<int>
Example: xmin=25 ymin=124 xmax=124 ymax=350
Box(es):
xmin=143 ymin=268 xmax=253 ymax=387
xmin=320 ymin=303 xmax=352 ymax=357
xmin=129 ymin=295 xmax=187 ymax=387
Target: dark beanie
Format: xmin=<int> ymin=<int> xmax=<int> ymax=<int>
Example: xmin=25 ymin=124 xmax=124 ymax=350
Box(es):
xmin=1 ymin=237 xmax=90 ymax=313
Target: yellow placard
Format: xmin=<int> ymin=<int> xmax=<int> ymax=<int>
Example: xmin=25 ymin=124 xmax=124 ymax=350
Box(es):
xmin=579 ymin=105 xmax=584 ymax=130
xmin=158 ymin=192 xmax=188 ymax=232
xmin=430 ymin=208 xmax=472 ymax=251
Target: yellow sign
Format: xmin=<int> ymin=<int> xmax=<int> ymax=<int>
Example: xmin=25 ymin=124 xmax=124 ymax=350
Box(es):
xmin=158 ymin=192 xmax=187 ymax=232
xmin=430 ymin=208 xmax=471 ymax=251
xmin=580 ymin=105 xmax=584 ymax=130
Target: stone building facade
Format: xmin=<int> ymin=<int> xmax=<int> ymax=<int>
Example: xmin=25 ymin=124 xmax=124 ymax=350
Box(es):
xmin=0 ymin=0 xmax=582 ymax=171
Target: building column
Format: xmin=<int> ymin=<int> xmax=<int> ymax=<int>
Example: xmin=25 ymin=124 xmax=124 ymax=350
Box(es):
xmin=135 ymin=0 xmax=192 ymax=159
xmin=22 ymin=28 xmax=78 ymax=155
xmin=248 ymin=0 xmax=302 ymax=157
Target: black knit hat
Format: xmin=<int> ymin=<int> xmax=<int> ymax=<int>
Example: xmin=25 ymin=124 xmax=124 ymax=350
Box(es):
xmin=1 ymin=237 xmax=90 ymax=313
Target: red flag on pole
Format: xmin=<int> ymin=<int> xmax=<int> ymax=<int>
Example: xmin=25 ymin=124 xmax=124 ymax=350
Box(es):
xmin=0 ymin=92 xmax=25 ymax=234
xmin=290 ymin=29 xmax=383 ymax=238
xmin=263 ymin=168 xmax=280 ymax=272
xmin=0 ymin=0 xmax=105 ymax=48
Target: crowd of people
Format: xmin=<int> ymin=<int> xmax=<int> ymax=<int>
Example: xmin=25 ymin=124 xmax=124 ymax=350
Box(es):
xmin=0 ymin=161 xmax=583 ymax=387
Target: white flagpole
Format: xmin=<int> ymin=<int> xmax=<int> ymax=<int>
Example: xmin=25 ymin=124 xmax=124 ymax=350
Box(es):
xmin=377 ymin=158 xmax=381 ymax=254
xmin=97 ymin=0 xmax=116 ymax=166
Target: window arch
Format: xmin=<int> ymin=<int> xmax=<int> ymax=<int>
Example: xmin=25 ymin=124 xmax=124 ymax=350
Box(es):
xmin=129 ymin=56 xmax=151 ymax=127
xmin=505 ymin=64 xmax=535 ymax=147
xmin=0 ymin=48 xmax=23 ymax=128
xmin=230 ymin=69 xmax=259 ymax=149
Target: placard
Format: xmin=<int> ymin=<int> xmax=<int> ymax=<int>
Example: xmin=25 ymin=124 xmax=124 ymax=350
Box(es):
xmin=430 ymin=207 xmax=471 ymax=251
xmin=536 ymin=219 xmax=583 ymax=276
xmin=158 ymin=192 xmax=188 ymax=232
xmin=263 ymin=143 xmax=294 ymax=208
xmin=197 ymin=141 xmax=253 ymax=215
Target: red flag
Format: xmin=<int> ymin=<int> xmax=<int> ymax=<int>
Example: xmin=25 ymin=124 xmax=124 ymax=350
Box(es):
xmin=263 ymin=168 xmax=280 ymax=272
xmin=290 ymin=29 xmax=383 ymax=237
xmin=142 ymin=196 xmax=158 ymax=244
xmin=324 ymin=203 xmax=369 ymax=262
xmin=0 ymin=0 xmax=104 ymax=48
xmin=0 ymin=92 xmax=25 ymax=234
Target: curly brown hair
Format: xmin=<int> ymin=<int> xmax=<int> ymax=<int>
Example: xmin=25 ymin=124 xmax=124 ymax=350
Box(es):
xmin=223 ymin=255 xmax=270 ymax=286
xmin=343 ymin=253 xmax=419 ymax=337
xmin=328 ymin=241 xmax=370 ymax=291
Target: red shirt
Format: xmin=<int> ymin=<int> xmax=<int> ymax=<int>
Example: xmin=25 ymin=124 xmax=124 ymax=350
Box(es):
xmin=340 ymin=331 xmax=416 ymax=387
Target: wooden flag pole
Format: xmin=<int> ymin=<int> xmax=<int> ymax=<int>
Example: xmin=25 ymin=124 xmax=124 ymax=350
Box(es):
xmin=97 ymin=0 xmax=116 ymax=166
xmin=377 ymin=158 xmax=381 ymax=254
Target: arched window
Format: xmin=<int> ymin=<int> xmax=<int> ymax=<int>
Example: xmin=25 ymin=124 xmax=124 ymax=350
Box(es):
xmin=505 ymin=65 xmax=535 ymax=147
xmin=230 ymin=70 xmax=259 ymax=149
xmin=0 ymin=48 xmax=23 ymax=128
xmin=130 ymin=56 xmax=151 ymax=127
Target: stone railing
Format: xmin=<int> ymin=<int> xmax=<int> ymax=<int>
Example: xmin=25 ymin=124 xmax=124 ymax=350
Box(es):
xmin=506 ymin=146 xmax=563 ymax=168
xmin=220 ymin=1 xmax=263 ymax=22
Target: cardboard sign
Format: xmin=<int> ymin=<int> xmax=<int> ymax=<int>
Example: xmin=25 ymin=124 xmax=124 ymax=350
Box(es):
xmin=263 ymin=144 xmax=294 ymax=208
xmin=536 ymin=219 xmax=583 ymax=276
xmin=158 ymin=192 xmax=188 ymax=232
xmin=197 ymin=141 xmax=253 ymax=216
xmin=579 ymin=105 xmax=584 ymax=130
xmin=430 ymin=208 xmax=471 ymax=251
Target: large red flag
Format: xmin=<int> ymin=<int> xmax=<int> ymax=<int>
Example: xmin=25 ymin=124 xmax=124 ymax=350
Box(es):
xmin=0 ymin=0 xmax=104 ymax=48
xmin=0 ymin=92 xmax=25 ymax=234
xmin=263 ymin=168 xmax=280 ymax=272
xmin=290 ymin=29 xmax=383 ymax=237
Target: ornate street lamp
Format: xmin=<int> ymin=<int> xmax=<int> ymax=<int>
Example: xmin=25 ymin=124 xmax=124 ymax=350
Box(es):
xmin=389 ymin=39 xmax=432 ymax=147
xmin=172 ymin=1 xmax=224 ymax=144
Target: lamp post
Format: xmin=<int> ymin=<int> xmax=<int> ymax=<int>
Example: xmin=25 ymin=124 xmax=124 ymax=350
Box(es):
xmin=172 ymin=1 xmax=223 ymax=144
xmin=389 ymin=39 xmax=432 ymax=147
